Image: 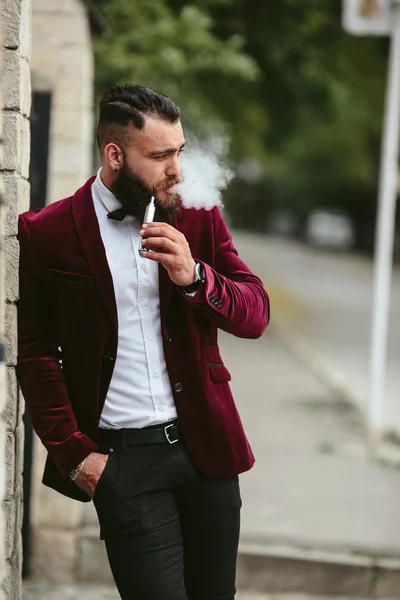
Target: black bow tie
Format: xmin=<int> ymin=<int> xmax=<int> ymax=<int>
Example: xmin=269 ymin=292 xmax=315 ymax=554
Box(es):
xmin=107 ymin=208 xmax=127 ymax=221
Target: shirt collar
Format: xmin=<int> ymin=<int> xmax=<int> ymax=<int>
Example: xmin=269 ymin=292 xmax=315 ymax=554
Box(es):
xmin=93 ymin=167 xmax=122 ymax=214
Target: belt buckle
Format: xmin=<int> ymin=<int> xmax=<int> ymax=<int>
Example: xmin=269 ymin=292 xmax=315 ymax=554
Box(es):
xmin=164 ymin=423 xmax=178 ymax=444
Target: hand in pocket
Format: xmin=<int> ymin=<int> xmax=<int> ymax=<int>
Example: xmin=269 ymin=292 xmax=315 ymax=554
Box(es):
xmin=74 ymin=452 xmax=109 ymax=499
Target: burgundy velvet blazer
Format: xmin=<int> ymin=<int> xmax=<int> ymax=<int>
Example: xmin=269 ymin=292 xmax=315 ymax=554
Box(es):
xmin=17 ymin=177 xmax=269 ymax=502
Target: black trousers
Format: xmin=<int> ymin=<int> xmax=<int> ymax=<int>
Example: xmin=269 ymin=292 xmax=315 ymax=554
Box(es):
xmin=93 ymin=433 xmax=241 ymax=600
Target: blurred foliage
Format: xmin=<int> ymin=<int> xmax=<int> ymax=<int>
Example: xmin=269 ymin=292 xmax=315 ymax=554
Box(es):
xmin=93 ymin=0 xmax=392 ymax=248
xmin=93 ymin=0 xmax=259 ymax=138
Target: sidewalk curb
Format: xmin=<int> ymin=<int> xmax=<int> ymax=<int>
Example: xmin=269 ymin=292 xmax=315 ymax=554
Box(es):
xmin=237 ymin=541 xmax=400 ymax=597
xmin=77 ymin=527 xmax=400 ymax=597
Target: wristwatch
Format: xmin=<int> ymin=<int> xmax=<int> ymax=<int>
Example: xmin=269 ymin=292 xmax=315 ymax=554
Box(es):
xmin=179 ymin=262 xmax=205 ymax=295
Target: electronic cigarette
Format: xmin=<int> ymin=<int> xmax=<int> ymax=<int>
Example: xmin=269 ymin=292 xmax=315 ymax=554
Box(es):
xmin=139 ymin=196 xmax=156 ymax=255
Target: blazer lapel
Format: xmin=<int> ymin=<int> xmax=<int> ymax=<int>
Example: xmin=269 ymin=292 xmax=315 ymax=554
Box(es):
xmin=72 ymin=180 xmax=183 ymax=330
xmin=71 ymin=177 xmax=118 ymax=334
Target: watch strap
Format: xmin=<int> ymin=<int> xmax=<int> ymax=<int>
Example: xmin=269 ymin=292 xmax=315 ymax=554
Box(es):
xmin=179 ymin=262 xmax=204 ymax=294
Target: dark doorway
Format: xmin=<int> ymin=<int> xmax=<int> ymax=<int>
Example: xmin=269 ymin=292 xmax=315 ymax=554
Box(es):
xmin=29 ymin=92 xmax=52 ymax=210
xmin=22 ymin=91 xmax=52 ymax=578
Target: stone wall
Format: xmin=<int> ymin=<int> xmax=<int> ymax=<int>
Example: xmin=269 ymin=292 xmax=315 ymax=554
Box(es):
xmin=28 ymin=0 xmax=95 ymax=582
xmin=0 ymin=0 xmax=32 ymax=598
xmin=0 ymin=13 xmax=7 ymax=600
xmin=0 ymin=0 xmax=96 ymax=591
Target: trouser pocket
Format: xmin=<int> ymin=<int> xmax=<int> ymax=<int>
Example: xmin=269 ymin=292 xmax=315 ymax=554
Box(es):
xmin=93 ymin=448 xmax=117 ymax=502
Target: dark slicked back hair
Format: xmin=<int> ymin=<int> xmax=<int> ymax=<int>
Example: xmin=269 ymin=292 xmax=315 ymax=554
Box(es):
xmin=97 ymin=85 xmax=180 ymax=152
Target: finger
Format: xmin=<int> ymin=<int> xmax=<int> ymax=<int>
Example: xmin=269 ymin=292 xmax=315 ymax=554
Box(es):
xmin=142 ymin=222 xmax=175 ymax=233
xmin=141 ymin=224 xmax=180 ymax=242
xmin=141 ymin=237 xmax=177 ymax=253
xmin=140 ymin=250 xmax=174 ymax=267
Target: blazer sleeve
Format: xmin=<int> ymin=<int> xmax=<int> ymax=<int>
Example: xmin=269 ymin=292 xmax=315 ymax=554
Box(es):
xmin=16 ymin=215 xmax=98 ymax=480
xmin=180 ymin=208 xmax=270 ymax=338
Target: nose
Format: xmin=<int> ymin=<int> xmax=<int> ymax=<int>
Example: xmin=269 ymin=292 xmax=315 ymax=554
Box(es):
xmin=165 ymin=154 xmax=181 ymax=179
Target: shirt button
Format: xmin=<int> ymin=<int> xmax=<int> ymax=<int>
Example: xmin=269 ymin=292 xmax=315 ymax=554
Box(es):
xmin=141 ymin=299 xmax=148 ymax=306
xmin=157 ymin=406 xmax=165 ymax=412
xmin=174 ymin=383 xmax=183 ymax=393
xmin=148 ymin=336 xmax=153 ymax=341
xmin=153 ymin=372 xmax=159 ymax=378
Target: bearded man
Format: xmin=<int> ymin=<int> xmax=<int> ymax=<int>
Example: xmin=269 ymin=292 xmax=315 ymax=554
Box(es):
xmin=17 ymin=84 xmax=269 ymax=600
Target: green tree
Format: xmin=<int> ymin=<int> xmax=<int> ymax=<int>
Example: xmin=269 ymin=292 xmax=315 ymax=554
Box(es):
xmin=93 ymin=0 xmax=391 ymax=248
xmin=192 ymin=0 xmax=389 ymax=246
xmin=93 ymin=0 xmax=259 ymax=140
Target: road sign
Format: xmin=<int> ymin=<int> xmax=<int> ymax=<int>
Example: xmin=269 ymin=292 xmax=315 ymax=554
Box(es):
xmin=343 ymin=0 xmax=392 ymax=36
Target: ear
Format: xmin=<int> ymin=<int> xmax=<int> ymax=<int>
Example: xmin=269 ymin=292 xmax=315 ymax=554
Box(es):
xmin=104 ymin=143 xmax=124 ymax=172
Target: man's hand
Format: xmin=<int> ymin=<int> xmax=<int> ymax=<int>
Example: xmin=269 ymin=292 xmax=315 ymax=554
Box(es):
xmin=140 ymin=222 xmax=197 ymax=287
xmin=74 ymin=452 xmax=108 ymax=499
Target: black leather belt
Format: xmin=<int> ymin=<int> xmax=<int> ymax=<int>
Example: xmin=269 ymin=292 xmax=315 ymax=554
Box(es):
xmin=98 ymin=421 xmax=180 ymax=446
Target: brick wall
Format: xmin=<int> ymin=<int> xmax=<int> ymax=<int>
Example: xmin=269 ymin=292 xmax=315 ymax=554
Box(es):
xmin=0 ymin=0 xmax=32 ymax=597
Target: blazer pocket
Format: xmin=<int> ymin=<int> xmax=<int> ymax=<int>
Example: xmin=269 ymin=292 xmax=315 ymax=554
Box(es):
xmin=209 ymin=364 xmax=231 ymax=383
xmin=47 ymin=269 xmax=94 ymax=284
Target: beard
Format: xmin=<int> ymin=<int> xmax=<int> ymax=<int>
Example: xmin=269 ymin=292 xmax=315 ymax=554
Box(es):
xmin=111 ymin=162 xmax=182 ymax=225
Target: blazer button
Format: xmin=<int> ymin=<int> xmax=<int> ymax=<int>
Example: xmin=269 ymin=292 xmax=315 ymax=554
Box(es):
xmin=164 ymin=335 xmax=172 ymax=344
xmin=174 ymin=383 xmax=183 ymax=393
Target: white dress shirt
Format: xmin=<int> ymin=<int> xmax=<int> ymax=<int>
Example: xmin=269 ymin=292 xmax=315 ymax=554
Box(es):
xmin=91 ymin=169 xmax=177 ymax=429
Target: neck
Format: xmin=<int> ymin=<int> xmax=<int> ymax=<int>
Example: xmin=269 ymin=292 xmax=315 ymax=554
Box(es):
xmin=100 ymin=167 xmax=118 ymax=194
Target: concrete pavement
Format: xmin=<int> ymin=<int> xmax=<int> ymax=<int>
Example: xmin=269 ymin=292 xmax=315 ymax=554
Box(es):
xmin=224 ymin=331 xmax=400 ymax=557
xmin=231 ymin=231 xmax=400 ymax=435
xmin=218 ymin=329 xmax=400 ymax=596
xmin=220 ymin=231 xmax=400 ymax=595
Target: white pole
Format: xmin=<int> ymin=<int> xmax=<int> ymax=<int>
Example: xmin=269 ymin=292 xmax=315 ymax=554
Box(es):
xmin=368 ymin=0 xmax=400 ymax=449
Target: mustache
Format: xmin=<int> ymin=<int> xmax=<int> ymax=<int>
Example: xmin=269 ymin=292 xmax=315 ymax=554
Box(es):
xmin=154 ymin=176 xmax=183 ymax=192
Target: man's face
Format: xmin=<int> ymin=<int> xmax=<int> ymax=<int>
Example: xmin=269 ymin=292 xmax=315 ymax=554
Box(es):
xmin=110 ymin=116 xmax=185 ymax=222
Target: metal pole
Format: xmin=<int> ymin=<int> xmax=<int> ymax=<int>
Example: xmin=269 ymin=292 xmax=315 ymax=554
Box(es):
xmin=368 ymin=0 xmax=400 ymax=449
